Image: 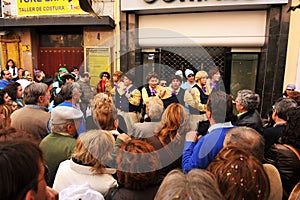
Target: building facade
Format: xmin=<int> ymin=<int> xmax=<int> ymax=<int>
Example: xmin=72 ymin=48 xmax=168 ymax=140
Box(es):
xmin=120 ymin=0 xmax=291 ymax=117
xmin=285 ymin=0 xmax=300 ymax=90
xmin=0 ymin=0 xmax=119 ymax=86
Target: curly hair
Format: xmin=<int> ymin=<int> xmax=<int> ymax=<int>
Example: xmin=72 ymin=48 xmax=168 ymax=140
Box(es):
xmin=236 ymin=89 xmax=260 ymax=111
xmin=154 ymin=103 xmax=190 ymax=145
xmin=281 ymin=107 xmax=300 ymax=148
xmin=146 ymin=72 xmax=159 ymax=82
xmin=116 ymin=139 xmax=161 ymax=190
xmin=72 ymin=130 xmax=115 ymax=173
xmin=207 ymin=145 xmax=270 ymax=200
xmin=113 ymin=71 xmax=124 ymax=79
xmin=99 ymin=72 xmax=110 ymax=79
xmin=93 ymin=98 xmax=117 ymax=130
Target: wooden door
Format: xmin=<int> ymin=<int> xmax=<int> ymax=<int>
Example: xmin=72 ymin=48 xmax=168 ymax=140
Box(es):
xmin=1 ymin=37 xmax=22 ymax=70
xmin=38 ymin=47 xmax=84 ymax=78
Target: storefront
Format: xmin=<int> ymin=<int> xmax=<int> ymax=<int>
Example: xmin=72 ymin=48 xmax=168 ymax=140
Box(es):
xmin=0 ymin=0 xmax=117 ymax=86
xmin=120 ymin=0 xmax=290 ymax=117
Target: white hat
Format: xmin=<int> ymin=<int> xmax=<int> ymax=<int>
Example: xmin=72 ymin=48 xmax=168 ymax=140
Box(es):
xmin=51 ymin=106 xmax=83 ymax=124
xmin=175 ymin=70 xmax=183 ymax=76
xmin=59 ymin=183 xmax=104 ymax=200
xmin=185 ymin=69 xmax=194 ymax=77
xmin=286 ymin=84 xmax=296 ymax=90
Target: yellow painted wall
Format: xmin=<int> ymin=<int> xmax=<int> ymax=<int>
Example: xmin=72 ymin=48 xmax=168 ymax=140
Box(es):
xmin=284 ymin=0 xmax=300 ymax=91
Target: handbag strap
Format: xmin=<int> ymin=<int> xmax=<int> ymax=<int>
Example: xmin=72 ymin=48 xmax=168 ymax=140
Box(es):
xmin=283 ymin=144 xmax=300 ymax=160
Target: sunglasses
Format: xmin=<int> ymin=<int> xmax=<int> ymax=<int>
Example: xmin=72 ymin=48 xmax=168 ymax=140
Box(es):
xmin=187 ymin=74 xmax=194 ymax=78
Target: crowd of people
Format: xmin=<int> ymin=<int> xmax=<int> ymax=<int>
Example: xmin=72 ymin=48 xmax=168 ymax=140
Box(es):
xmin=0 ymin=60 xmax=299 ymax=200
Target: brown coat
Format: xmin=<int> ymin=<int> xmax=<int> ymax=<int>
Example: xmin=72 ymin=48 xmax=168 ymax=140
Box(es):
xmin=11 ymin=105 xmax=50 ymax=139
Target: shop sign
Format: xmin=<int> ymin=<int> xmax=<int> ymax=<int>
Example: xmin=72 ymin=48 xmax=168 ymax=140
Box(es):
xmin=17 ymin=0 xmax=87 ymax=16
xmin=121 ymin=0 xmax=288 ymax=11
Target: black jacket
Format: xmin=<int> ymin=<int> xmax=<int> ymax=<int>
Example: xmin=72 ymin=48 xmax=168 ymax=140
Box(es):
xmin=263 ymin=124 xmax=285 ymax=152
xmin=264 ymin=143 xmax=300 ymax=199
xmin=234 ymin=110 xmax=263 ymax=134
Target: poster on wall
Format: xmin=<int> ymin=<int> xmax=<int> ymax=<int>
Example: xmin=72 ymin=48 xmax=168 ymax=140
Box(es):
xmin=85 ymin=47 xmax=111 ymax=87
xmin=17 ymin=0 xmax=87 ymax=16
xmin=1 ymin=0 xmax=17 ymax=17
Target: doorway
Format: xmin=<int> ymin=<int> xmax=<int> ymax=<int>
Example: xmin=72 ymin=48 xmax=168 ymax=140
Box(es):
xmin=225 ymin=53 xmax=260 ymax=97
xmin=38 ymin=32 xmax=84 ymax=78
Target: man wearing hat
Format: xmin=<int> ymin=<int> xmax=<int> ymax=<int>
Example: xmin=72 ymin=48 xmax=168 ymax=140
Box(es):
xmin=55 ymin=67 xmax=68 ymax=85
xmin=60 ymin=72 xmax=76 ymax=84
xmin=184 ymin=70 xmax=211 ymax=131
xmin=115 ymin=73 xmax=141 ymax=132
xmin=283 ymin=84 xmax=296 ymax=98
xmin=175 ymin=69 xmax=185 ymax=86
xmin=159 ymin=74 xmax=188 ymax=108
xmin=40 ymin=106 xmax=83 ymax=186
xmin=181 ymin=69 xmax=195 ymax=90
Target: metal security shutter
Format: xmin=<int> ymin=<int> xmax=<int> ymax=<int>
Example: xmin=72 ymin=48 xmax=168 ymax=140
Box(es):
xmin=159 ymin=47 xmax=229 ymax=82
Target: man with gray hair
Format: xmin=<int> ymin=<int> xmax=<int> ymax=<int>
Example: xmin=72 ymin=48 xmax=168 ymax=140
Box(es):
xmin=223 ymin=126 xmax=265 ymax=161
xmin=55 ymin=82 xmax=85 ymax=135
xmin=40 ymin=106 xmax=83 ymax=187
xmin=233 ymin=89 xmax=263 ymax=134
xmin=11 ymin=82 xmax=50 ymax=139
xmin=131 ymin=97 xmax=164 ymax=138
xmin=223 ymin=126 xmax=283 ymax=200
xmin=263 ymin=97 xmax=297 ymax=151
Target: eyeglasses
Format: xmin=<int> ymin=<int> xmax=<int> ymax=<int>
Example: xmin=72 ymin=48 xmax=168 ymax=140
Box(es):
xmin=4 ymin=73 xmax=11 ymax=75
xmin=187 ymin=74 xmax=194 ymax=78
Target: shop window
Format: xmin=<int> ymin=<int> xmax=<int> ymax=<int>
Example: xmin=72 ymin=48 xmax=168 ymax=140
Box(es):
xmin=229 ymin=53 xmax=259 ymax=97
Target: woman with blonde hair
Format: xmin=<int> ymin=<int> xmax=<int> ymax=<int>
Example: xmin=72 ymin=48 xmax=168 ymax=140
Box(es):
xmin=155 ymin=169 xmax=224 ymax=200
xmin=145 ymin=103 xmax=190 ymax=175
xmin=53 ymin=130 xmax=118 ymax=196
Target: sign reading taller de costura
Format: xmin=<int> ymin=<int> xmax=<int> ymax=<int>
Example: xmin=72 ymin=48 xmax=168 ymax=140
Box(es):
xmin=17 ymin=0 xmax=87 ymax=16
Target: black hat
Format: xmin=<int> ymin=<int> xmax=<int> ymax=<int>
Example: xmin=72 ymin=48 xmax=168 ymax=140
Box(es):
xmin=60 ymin=73 xmax=75 ymax=82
